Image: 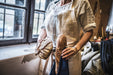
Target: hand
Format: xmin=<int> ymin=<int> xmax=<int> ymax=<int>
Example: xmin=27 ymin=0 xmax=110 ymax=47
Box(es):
xmin=62 ymin=47 xmax=78 ymax=60
xmin=38 ymin=38 xmax=43 ymax=43
xmin=37 ymin=29 xmax=47 ymax=43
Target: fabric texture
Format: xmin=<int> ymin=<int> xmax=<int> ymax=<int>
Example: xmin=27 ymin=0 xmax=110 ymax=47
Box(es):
xmin=50 ymin=56 xmax=69 ymax=75
xmin=41 ymin=0 xmax=96 ymax=47
xmin=50 ymin=61 xmax=56 ymax=75
xmin=82 ymin=42 xmax=105 ymax=75
xmin=40 ymin=0 xmax=96 ymax=75
xmin=101 ymin=39 xmax=113 ymax=75
xmin=37 ymin=54 xmax=54 ymax=75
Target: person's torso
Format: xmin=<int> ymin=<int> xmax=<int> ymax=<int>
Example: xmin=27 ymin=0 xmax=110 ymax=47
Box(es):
xmin=45 ymin=1 xmax=81 ymax=47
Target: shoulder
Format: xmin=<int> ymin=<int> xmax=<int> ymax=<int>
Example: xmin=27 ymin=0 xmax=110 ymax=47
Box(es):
xmin=75 ymin=0 xmax=91 ymax=16
xmin=72 ymin=0 xmax=89 ymax=8
xmin=75 ymin=0 xmax=91 ymax=12
xmin=81 ymin=0 xmax=91 ymax=8
xmin=81 ymin=0 xmax=90 ymax=4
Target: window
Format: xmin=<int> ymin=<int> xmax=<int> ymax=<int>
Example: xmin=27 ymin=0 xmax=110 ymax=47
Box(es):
xmin=35 ymin=0 xmax=46 ymax=10
xmin=0 ymin=0 xmax=26 ymax=7
xmin=0 ymin=6 xmax=25 ymax=40
xmin=33 ymin=11 xmax=45 ymax=38
xmin=32 ymin=0 xmax=46 ymax=38
xmin=0 ymin=0 xmax=52 ymax=46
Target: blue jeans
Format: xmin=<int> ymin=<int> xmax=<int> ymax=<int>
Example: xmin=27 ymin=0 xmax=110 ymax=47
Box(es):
xmin=101 ymin=39 xmax=113 ymax=75
xmin=50 ymin=56 xmax=69 ymax=75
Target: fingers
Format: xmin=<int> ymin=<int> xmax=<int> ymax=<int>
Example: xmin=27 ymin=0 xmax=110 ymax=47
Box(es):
xmin=62 ymin=49 xmax=73 ymax=56
xmin=62 ymin=51 xmax=75 ymax=60
xmin=61 ymin=47 xmax=78 ymax=60
xmin=38 ymin=39 xmax=42 ymax=43
xmin=65 ymin=52 xmax=74 ymax=60
xmin=62 ymin=48 xmax=75 ymax=59
xmin=62 ymin=47 xmax=71 ymax=53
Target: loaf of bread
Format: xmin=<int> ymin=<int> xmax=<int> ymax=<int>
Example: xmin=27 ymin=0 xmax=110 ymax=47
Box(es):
xmin=55 ymin=34 xmax=67 ymax=74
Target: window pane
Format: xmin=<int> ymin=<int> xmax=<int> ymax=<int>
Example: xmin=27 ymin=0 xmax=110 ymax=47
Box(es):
xmin=35 ymin=0 xmax=39 ymax=10
xmin=0 ymin=5 xmax=25 ymax=40
xmin=4 ymin=9 xmax=15 ymax=37
xmin=35 ymin=0 xmax=46 ymax=10
xmin=6 ymin=0 xmax=15 ymax=4
xmin=38 ymin=14 xmax=44 ymax=34
xmin=0 ymin=0 xmax=4 ymax=3
xmin=32 ymin=11 xmax=44 ymax=38
xmin=40 ymin=0 xmax=46 ymax=10
xmin=0 ymin=0 xmax=26 ymax=7
xmin=0 ymin=8 xmax=4 ymax=37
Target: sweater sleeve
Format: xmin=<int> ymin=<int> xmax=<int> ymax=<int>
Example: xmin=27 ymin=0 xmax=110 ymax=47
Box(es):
xmin=79 ymin=0 xmax=96 ymax=32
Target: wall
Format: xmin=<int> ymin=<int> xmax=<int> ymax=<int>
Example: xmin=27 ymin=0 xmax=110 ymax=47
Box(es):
xmin=88 ymin=0 xmax=112 ymax=40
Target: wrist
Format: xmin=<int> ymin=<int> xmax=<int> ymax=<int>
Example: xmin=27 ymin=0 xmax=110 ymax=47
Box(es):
xmin=72 ymin=46 xmax=79 ymax=55
xmin=73 ymin=45 xmax=80 ymax=51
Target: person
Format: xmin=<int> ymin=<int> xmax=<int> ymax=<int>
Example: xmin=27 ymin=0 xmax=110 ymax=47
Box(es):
xmin=37 ymin=0 xmax=96 ymax=74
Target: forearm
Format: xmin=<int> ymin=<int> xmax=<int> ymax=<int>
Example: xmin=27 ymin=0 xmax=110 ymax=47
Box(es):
xmin=37 ymin=29 xmax=47 ymax=42
xmin=75 ymin=30 xmax=93 ymax=51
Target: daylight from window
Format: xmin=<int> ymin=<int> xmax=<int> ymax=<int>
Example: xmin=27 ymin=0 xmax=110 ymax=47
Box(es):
xmin=0 ymin=0 xmax=26 ymax=40
xmin=107 ymin=3 xmax=113 ymax=34
xmin=32 ymin=0 xmax=46 ymax=38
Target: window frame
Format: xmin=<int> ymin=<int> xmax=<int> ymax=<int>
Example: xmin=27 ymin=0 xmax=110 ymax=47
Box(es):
xmin=30 ymin=0 xmax=50 ymax=42
xmin=0 ymin=0 xmax=51 ymax=46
